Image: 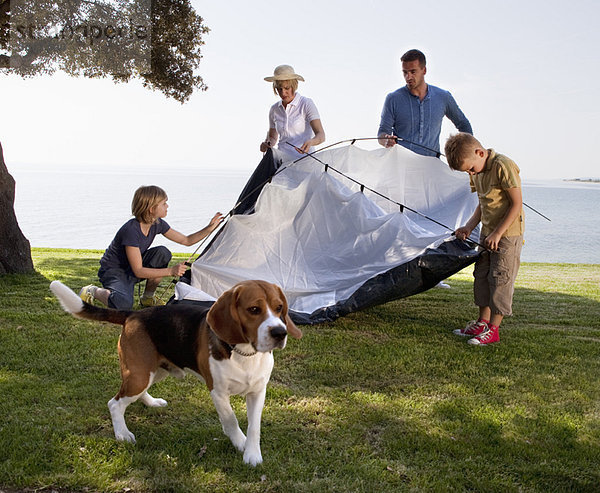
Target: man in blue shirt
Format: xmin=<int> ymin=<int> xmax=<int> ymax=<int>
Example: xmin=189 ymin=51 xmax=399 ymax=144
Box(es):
xmin=378 ymin=49 xmax=472 ymax=157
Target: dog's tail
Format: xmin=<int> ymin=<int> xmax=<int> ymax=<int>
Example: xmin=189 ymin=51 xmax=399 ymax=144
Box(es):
xmin=50 ymin=280 xmax=131 ymax=325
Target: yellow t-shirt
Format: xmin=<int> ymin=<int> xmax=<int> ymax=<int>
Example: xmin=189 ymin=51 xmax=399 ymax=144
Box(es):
xmin=470 ymin=149 xmax=524 ymax=238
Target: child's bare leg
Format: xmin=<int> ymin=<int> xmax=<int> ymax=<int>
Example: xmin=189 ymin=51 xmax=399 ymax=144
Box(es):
xmin=81 ymin=285 xmax=110 ymax=306
xmin=143 ymin=277 xmax=162 ymax=297
xmin=490 ymin=313 xmax=504 ymax=328
xmin=94 ymin=288 xmax=111 ymax=305
xmin=479 ymin=306 xmax=491 ymax=322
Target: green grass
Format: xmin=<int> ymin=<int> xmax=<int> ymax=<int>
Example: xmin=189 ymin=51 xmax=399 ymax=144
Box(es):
xmin=1 ymin=248 xmax=599 ymax=492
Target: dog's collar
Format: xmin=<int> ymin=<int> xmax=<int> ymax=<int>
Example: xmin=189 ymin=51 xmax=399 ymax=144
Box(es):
xmin=230 ymin=344 xmax=258 ymax=357
xmin=207 ymin=322 xmax=257 ymax=358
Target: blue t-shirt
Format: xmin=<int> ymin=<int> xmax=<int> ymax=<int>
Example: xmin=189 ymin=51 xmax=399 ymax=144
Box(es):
xmin=378 ymin=84 xmax=472 ymax=157
xmin=100 ymin=218 xmax=170 ymax=272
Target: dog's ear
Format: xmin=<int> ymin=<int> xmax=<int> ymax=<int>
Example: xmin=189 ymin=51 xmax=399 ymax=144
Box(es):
xmin=285 ymin=313 xmax=302 ymax=339
xmin=275 ymin=285 xmax=302 ymax=339
xmin=207 ymin=285 xmax=248 ymax=344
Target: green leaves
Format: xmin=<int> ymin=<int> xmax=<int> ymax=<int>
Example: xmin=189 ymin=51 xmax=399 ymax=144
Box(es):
xmin=1 ymin=0 xmax=208 ymax=102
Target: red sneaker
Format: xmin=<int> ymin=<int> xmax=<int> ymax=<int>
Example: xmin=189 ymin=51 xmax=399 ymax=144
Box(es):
xmin=453 ymin=320 xmax=488 ymax=337
xmin=467 ymin=326 xmax=499 ymax=345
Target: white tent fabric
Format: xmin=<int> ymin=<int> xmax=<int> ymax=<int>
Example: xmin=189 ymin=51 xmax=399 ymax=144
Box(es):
xmin=186 ymin=144 xmax=478 ymax=317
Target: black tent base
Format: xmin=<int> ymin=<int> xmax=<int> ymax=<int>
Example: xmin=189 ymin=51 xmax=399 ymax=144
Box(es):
xmin=289 ymin=238 xmax=478 ymax=324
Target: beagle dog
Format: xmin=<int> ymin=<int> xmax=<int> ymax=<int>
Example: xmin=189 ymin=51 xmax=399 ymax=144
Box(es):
xmin=50 ymin=279 xmax=302 ymax=466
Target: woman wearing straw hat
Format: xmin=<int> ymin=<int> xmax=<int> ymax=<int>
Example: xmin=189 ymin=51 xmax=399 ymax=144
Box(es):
xmin=260 ymin=64 xmax=325 ymax=160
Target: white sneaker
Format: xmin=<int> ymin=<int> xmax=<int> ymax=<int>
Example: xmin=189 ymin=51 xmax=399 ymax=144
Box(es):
xmin=435 ymin=281 xmax=451 ymax=289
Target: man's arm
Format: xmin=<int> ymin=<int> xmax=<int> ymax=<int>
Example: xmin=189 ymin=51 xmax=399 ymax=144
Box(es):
xmin=446 ymin=92 xmax=472 ymax=134
xmin=377 ymin=93 xmax=396 ymax=147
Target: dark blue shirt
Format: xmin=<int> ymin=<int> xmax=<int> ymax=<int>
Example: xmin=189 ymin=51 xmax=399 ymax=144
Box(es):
xmin=378 ymin=84 xmax=472 ymax=157
xmin=100 ymin=218 xmax=170 ymax=272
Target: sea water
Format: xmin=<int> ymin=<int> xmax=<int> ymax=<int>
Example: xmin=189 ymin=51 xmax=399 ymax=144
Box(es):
xmin=10 ymin=163 xmax=250 ymax=252
xmin=9 ymin=164 xmax=600 ymax=264
xmin=519 ymin=180 xmax=599 ymax=264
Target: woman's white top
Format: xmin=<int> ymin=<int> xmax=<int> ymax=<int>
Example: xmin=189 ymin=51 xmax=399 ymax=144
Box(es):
xmin=268 ymin=93 xmax=320 ymax=158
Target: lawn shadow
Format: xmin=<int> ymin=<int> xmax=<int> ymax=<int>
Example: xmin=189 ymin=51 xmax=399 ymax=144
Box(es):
xmin=333 ymin=389 xmax=600 ymax=491
xmin=377 ymin=275 xmax=600 ymax=331
xmin=267 ymin=274 xmax=600 ymax=489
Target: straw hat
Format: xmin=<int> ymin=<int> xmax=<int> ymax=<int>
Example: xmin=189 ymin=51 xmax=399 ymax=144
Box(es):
xmin=264 ymin=64 xmax=305 ymax=82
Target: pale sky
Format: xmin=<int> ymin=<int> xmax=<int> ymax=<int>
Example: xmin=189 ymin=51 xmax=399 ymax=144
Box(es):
xmin=2 ymin=0 xmax=599 ymax=179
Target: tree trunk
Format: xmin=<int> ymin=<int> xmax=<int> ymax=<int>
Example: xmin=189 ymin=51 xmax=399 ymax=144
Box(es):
xmin=0 ymin=141 xmax=34 ymax=274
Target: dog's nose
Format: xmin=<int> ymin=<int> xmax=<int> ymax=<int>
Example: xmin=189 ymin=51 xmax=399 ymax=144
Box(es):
xmin=270 ymin=326 xmax=287 ymax=341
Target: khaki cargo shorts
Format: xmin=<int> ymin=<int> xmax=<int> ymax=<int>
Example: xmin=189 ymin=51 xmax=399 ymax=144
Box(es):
xmin=473 ymin=235 xmax=523 ymax=316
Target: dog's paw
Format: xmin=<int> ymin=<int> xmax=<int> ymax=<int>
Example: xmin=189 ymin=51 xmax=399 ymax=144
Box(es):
xmin=243 ymin=447 xmax=263 ymax=467
xmin=146 ymin=397 xmax=168 ymax=407
xmin=115 ymin=429 xmax=136 ymax=443
xmin=228 ymin=430 xmax=247 ymax=452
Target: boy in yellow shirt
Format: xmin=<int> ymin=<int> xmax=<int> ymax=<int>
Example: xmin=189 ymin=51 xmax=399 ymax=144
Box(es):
xmin=444 ymin=133 xmax=524 ymax=345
